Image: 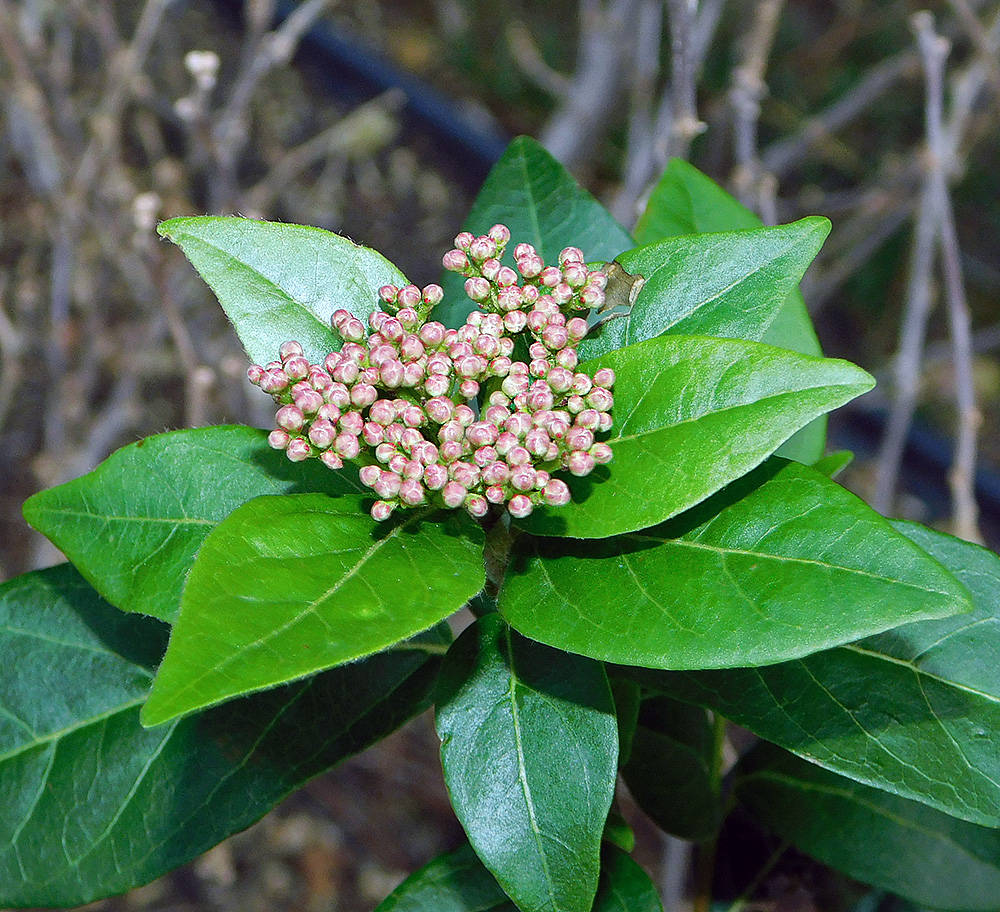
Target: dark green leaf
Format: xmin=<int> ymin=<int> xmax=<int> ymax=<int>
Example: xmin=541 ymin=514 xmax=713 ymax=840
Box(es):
xmin=375 ymin=843 xmax=661 ymax=912
xmin=0 ymin=565 xmax=445 ymax=907
xmin=517 ymin=335 xmax=873 ymax=538
xmin=23 ymin=426 xmax=361 ymax=623
xmin=142 ymin=494 xmax=483 ymax=726
xmin=502 ymin=460 xmax=969 ymax=669
xmin=622 ymin=696 xmax=723 ymax=842
xmin=638 ymin=521 xmax=1000 ymax=826
xmin=578 ymin=218 xmax=830 ymax=360
xmin=435 ymin=615 xmax=618 ymax=912
xmin=811 ymin=449 xmax=854 ymax=478
xmin=158 ymin=216 xmax=407 ymax=365
xmin=611 ymin=677 xmax=641 ymax=766
xmin=437 ymin=136 xmax=633 ymax=328
xmin=737 ymin=743 xmax=1000 ymax=911
xmin=633 ymin=158 xmax=825 ymax=464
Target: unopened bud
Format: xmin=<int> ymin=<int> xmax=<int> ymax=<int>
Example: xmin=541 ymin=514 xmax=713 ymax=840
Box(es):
xmin=508 ymin=494 xmax=533 ymax=518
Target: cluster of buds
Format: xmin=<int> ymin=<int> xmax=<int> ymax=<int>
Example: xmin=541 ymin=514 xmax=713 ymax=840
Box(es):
xmin=248 ymin=225 xmax=615 ymax=522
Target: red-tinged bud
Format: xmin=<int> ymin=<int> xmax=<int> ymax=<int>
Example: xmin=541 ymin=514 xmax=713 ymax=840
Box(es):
xmin=593 ymin=368 xmax=615 ymax=388
xmin=399 ymin=478 xmax=426 ymax=506
xmin=279 ymin=340 xmax=304 ymax=360
xmin=378 ymin=285 xmax=398 ymax=304
xmin=495 ymin=431 xmax=518 ymax=455
xmin=489 ymin=389 xmax=512 ymax=407
xmin=499 ymin=338 xmax=515 ymax=358
xmin=551 ymin=283 xmax=574 ymax=305
xmin=481 ymin=258 xmax=501 ymax=281
xmin=412 ymin=441 xmax=440 ymax=465
xmin=422 ymin=283 xmax=444 ymax=306
xmin=488 ymin=224 xmax=511 ymax=246
xmin=425 ymin=396 xmax=455 ymax=423
xmin=507 ymin=445 xmax=531 ymax=466
xmin=424 ymin=374 xmax=451 ymax=398
xmin=559 ymin=246 xmax=585 ymax=266
xmin=379 ymin=360 xmax=404 ymax=389
xmin=383 ymin=422 xmax=404 ymax=445
xmin=496 ymin=265 xmax=518 ymax=287
xmin=524 ymin=427 xmax=550 ymax=456
xmin=332 ymin=360 xmax=360 ymax=385
xmin=529 ymin=359 xmax=551 ymax=379
xmin=320 ymin=451 xmax=344 ymax=470
xmin=579 ymin=285 xmax=605 ymax=308
xmin=371 ymin=500 xmax=396 ymax=522
xmin=339 ymin=411 xmax=365 ymax=435
xmin=465 ymin=277 xmax=491 ymax=303
xmin=268 ymin=428 xmax=290 ymax=449
xmin=566 ymin=427 xmax=595 ymax=451
xmin=542 ymin=325 xmax=569 ymax=350
xmin=351 ymin=383 xmax=378 ymax=408
xmin=397 ymin=285 xmax=421 ymax=309
xmin=465 ymin=494 xmax=489 ymax=518
xmin=508 ymin=494 xmax=533 ymax=518
xmin=454 ymin=231 xmax=474 ymax=250
xmin=575 ymin=408 xmax=601 ymax=430
xmin=400 ymin=459 xmax=422 ymax=480
xmin=326 ymin=383 xmax=350 ymax=410
xmin=260 ymin=369 xmax=290 ymax=394
xmin=375 ymin=442 xmax=395 ymax=463
xmin=440 ymin=440 xmax=464 ymax=463
xmin=439 ymin=420 xmax=464 ymax=443
xmin=526 ymin=342 xmax=546 ymax=360
xmin=309 ymin=366 xmax=332 ymax=388
xmin=566 ymin=395 xmax=586 ymax=414
xmin=286 ymin=437 xmax=312 ymax=461
xmin=318 ymin=403 xmax=341 ymax=423
xmin=503 ymin=310 xmax=528 ymax=333
xmin=517 ymin=254 xmax=543 ymax=279
xmin=505 ymin=412 xmax=533 ymax=437
xmin=514 ymin=243 xmax=535 ymax=259
xmin=527 ymin=310 xmax=548 ymax=333
xmin=460 ymin=379 xmax=480 ymax=399
xmin=360 ymin=367 xmax=381 ymax=386
xmin=546 ymin=366 xmax=573 ymax=393
xmin=454 ymin=404 xmax=475 ymax=426
xmin=566 ymin=318 xmax=589 ymax=344
xmin=522 ymin=285 xmax=540 ymax=303
xmin=369 ymin=399 xmax=395 ymax=425
xmin=473 ymin=333 xmax=501 ymax=358
xmin=363 ymin=422 xmax=385 ymax=446
xmin=466 ymin=421 xmax=497 ymax=447
xmin=591 ymin=442 xmax=613 ymax=464
xmin=469 ymin=236 xmax=497 ymax=261
xmin=485 ymin=484 xmax=505 ymax=504
xmin=423 ymin=463 xmax=449 ymax=489
xmin=474 ymin=445 xmax=499 ymax=468
xmin=495 ymin=287 xmax=520 ymax=312
xmin=247 ymin=364 xmax=266 ymax=385
xmin=334 ymin=434 xmax=361 ymax=460
xmin=484 ymin=404 xmax=511 ymax=426
xmin=400 ymin=334 xmax=425 ymax=361
xmin=333 ymin=309 xmax=353 ymax=329
xmin=510 ymin=465 xmax=537 ymax=492
xmin=341 ymin=318 xmax=366 ymax=343
xmin=340 ymin=342 xmax=367 ymax=363
xmin=397 ymin=307 xmax=420 ymax=330
xmin=295 ymin=388 xmax=324 ymax=415
xmin=360 ymin=465 xmax=381 ymax=487
xmin=399 ymin=427 xmax=423 ymax=450
xmin=374 ymin=471 xmax=402 ymax=498
xmin=323 ymin=353 xmax=341 ymax=375
xmin=441 ymin=481 xmax=467 ymax=508
xmin=401 ymin=405 xmax=424 ymax=428
xmin=442 ymin=249 xmax=469 ymax=272
xmin=308 ymin=419 xmax=338 ymax=448
xmin=588 ymin=387 xmax=614 ymax=411
xmin=567 ymin=450 xmax=596 ymax=476
xmin=562 ymin=262 xmax=589 ymax=288
xmin=370 ymin=311 xmax=388 ymax=332
xmin=599 ymin=412 xmax=613 ymax=432
xmin=402 ymin=362 xmax=424 ymax=388
xmin=572 ymin=373 xmax=593 ymax=396
xmin=527 ymin=388 xmax=555 ymax=412
xmin=501 ymin=374 xmax=529 ymax=398
xmin=481 ymin=460 xmax=509 ymax=485
xmin=543 ymin=478 xmax=571 ymax=506
xmin=535 ymin=469 xmax=551 ymax=488
xmin=380 ymin=317 xmax=404 ymax=342
xmin=450 ymin=461 xmax=480 ymax=487
xmin=539 ymin=266 xmax=562 ymax=287
xmin=276 ymin=404 xmax=305 ymax=432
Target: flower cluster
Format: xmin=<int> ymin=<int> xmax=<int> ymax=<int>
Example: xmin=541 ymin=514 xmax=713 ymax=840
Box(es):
xmin=248 ymin=225 xmax=615 ymax=521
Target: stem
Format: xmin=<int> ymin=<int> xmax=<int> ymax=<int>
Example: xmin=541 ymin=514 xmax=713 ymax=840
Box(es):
xmin=483 ymin=512 xmax=517 ymax=602
xmin=725 ymin=840 xmax=790 ymax=912
xmin=693 ymin=711 xmax=728 ymax=912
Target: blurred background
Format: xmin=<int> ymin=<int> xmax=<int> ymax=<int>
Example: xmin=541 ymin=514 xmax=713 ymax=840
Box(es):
xmin=1 ymin=0 xmax=999 ymax=909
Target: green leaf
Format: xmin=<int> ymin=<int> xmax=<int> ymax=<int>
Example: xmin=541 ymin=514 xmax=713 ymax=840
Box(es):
xmin=516 ymin=334 xmax=874 ymax=538
xmin=0 ymin=565 xmax=445 ymax=907
xmin=637 ymin=520 xmax=1000 ymax=826
xmin=23 ymin=426 xmax=361 ymax=623
xmin=376 ymin=843 xmax=661 ymax=912
xmin=577 ymin=218 xmax=830 ymax=361
xmin=634 ymin=158 xmax=826 ymax=464
xmin=436 ymin=136 xmax=633 ymax=328
xmin=502 ymin=460 xmax=969 ymax=669
xmin=621 ymin=696 xmax=723 ymax=842
xmin=158 ymin=216 xmax=407 ymax=365
xmin=736 ymin=743 xmax=1000 ymax=911
xmin=435 ymin=614 xmax=618 ymax=912
xmin=811 ymin=449 xmax=854 ymax=478
xmin=142 ymin=494 xmax=483 ymax=726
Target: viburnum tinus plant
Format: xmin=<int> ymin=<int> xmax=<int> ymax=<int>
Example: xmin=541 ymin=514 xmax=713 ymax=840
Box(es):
xmin=7 ymin=137 xmax=1000 ymax=911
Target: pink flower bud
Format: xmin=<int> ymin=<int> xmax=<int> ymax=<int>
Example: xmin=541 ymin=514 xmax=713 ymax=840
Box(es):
xmin=524 ymin=427 xmax=550 ymax=456
xmin=286 ymin=438 xmax=311 ymax=462
xmin=465 ymin=277 xmax=491 ymax=302
xmin=412 ymin=441 xmax=440 ymax=465
xmin=496 ymin=265 xmax=519 ymax=287
xmin=510 ymin=465 xmax=537 ymax=492
xmin=340 ymin=342 xmax=367 ymax=363
xmin=545 ymin=367 xmax=572 ymax=393
xmin=539 ymin=266 xmax=562 ymax=288
xmin=334 ymin=434 xmax=361 ymax=460
xmin=505 ymin=412 xmax=533 ymax=437
xmin=497 ymin=287 xmax=523 ymax=311
xmin=503 ymin=310 xmax=527 ymax=334
xmin=562 ymin=262 xmax=589 ymax=288
xmin=484 ymin=404 xmax=511 ymax=426
xmin=397 ymin=307 xmax=420 ymax=330
xmin=591 ymin=442 xmax=613 ymax=464
xmin=276 ymin=404 xmax=305 ymax=432
xmin=527 ymin=387 xmax=555 ymax=412
xmin=374 ymin=471 xmax=402 ymax=499
xmin=567 ymin=450 xmax=596 ymax=476
xmin=566 ymin=427 xmax=595 ymax=451
xmin=397 ymin=285 xmax=421 ymax=309
xmin=279 ymin=340 xmax=304 ymax=361
xmin=508 ymin=494 xmax=533 ymax=518
xmin=399 ymin=478 xmax=426 ymax=506
xmin=460 ymin=379 xmax=480 ymax=399
xmin=341 ymin=318 xmax=366 ymax=343
xmin=507 ymin=445 xmax=531 ymax=466
xmin=522 ymin=284 xmax=540 ymax=303
xmin=441 ymin=481 xmax=467 ymax=508
xmin=247 ymin=364 xmax=266 ymax=385
xmin=588 ymin=387 xmax=614 ymax=411
xmin=399 ymin=427 xmax=423 ymax=450
xmin=339 ymin=411 xmax=365 ymax=435
xmin=363 ymin=422 xmax=385 ymax=446
xmin=526 ymin=309 xmax=548 ymax=333
xmin=439 ymin=440 xmax=464 ymax=463
xmin=587 ymin=270 xmax=609 ymax=290
xmin=424 ymin=374 xmax=451 ymax=398
xmin=453 ymin=404 xmax=474 ymax=427
xmin=383 ymin=422 xmax=403 ymax=444
xmin=580 ymin=285 xmax=605 ymax=309
xmin=473 ymin=333 xmax=501 ymax=358
xmin=501 ymin=374 xmax=529 ymax=398
xmin=400 ymin=334 xmax=425 ymax=361
xmin=474 ymin=445 xmax=500 ymax=468
xmin=495 ymin=431 xmax=518 ymax=455
xmin=320 ymin=451 xmax=344 ymax=470
xmin=543 ymin=479 xmax=571 ymax=506
xmin=318 ymin=404 xmax=341 ymax=424
xmin=419 ymin=321 xmax=446 ymax=349
xmin=371 ymin=500 xmax=396 ymax=522
xmin=593 ymin=368 xmax=615 ymax=388
xmin=485 ymin=485 xmax=506 ymax=504
xmin=360 ymin=465 xmax=381 ymax=487
xmin=379 ymin=360 xmax=404 ymax=389
xmin=454 ymin=231 xmax=474 ymax=251
xmin=308 ymin=419 xmax=338 ymax=448
xmin=572 ymin=373 xmax=593 ymax=396
xmin=368 ymin=399 xmax=394 ymax=425
xmin=370 ymin=311 xmax=388 ymax=332
xmin=351 ymin=383 xmax=378 ymax=408
xmin=529 ymin=359 xmax=551 ymax=379
xmin=423 ymin=464 xmax=449 ymax=490
xmin=438 ymin=247 xmax=466 ymax=273
xmin=260 ymin=369 xmax=290 ymax=394
xmin=402 ymin=362 xmax=424 ymax=388
xmin=482 ymin=460 xmax=509 ymax=485
xmin=517 ymin=254 xmax=543 ymax=279
xmin=424 ymin=396 xmax=454 ymax=424
xmin=469 ymin=236 xmax=497 ymax=261
xmin=559 ymin=246 xmax=585 ymax=266
xmin=465 ymin=494 xmax=489 ymax=518
xmin=268 ymin=429 xmax=290 ymax=450
xmin=402 ymin=405 xmax=425 ymax=428
xmin=542 ymin=324 xmax=569 ymax=350
xmin=439 ymin=420 xmax=464 ymax=443
xmin=466 ymin=421 xmax=498 ymax=447
xmin=450 ymin=461 xmax=480 ymax=488
xmin=566 ymin=318 xmax=589 ymax=344
xmin=422 ymin=283 xmax=444 ymax=306
xmin=551 ymin=283 xmax=574 ymax=306
xmin=481 ymin=258 xmax=501 ymax=281
xmin=375 ymin=443 xmax=395 ymax=464
xmin=488 ymin=224 xmax=511 ymax=246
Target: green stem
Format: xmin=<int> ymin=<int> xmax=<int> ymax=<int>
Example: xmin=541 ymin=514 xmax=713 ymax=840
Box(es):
xmin=693 ymin=712 xmax=729 ymax=912
xmin=725 ymin=840 xmax=789 ymax=912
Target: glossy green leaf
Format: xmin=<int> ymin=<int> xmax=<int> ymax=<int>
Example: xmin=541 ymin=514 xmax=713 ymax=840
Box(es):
xmin=736 ymin=743 xmax=1000 ymax=911
xmin=142 ymin=494 xmax=483 ymax=726
xmin=437 ymin=136 xmax=633 ymax=328
xmin=159 ymin=216 xmax=407 ymax=365
xmin=622 ymin=696 xmax=722 ymax=842
xmin=376 ymin=843 xmax=661 ymax=912
xmin=23 ymin=426 xmax=361 ymax=623
xmin=435 ymin=615 xmax=618 ymax=912
xmin=517 ymin=334 xmax=873 ymax=538
xmin=633 ymin=158 xmax=825 ymax=463
xmin=0 ymin=564 xmax=445 ymax=907
xmin=637 ymin=521 xmax=1000 ymax=826
xmin=578 ymin=218 xmax=830 ymax=361
xmin=502 ymin=460 xmax=969 ymax=669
